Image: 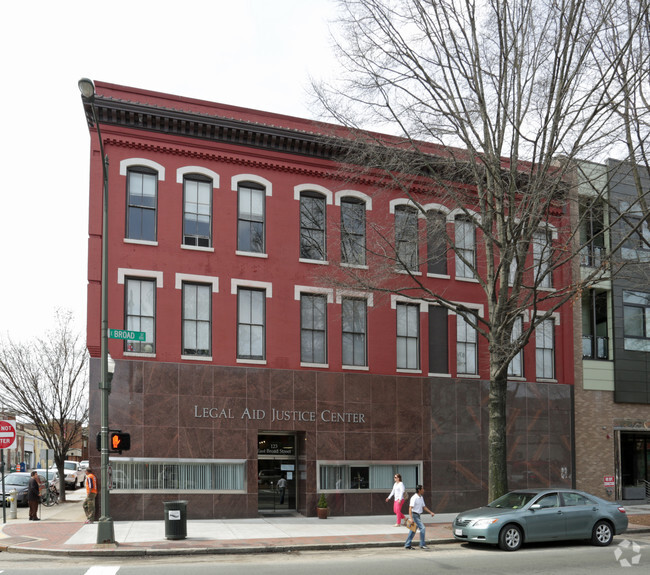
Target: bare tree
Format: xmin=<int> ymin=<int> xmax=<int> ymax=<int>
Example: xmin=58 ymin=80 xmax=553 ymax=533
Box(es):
xmin=0 ymin=310 xmax=88 ymax=501
xmin=313 ymin=0 xmax=649 ymax=500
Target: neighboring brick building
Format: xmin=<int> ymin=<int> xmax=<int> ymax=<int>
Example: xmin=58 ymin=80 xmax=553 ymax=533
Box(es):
xmin=80 ymin=82 xmax=575 ymax=520
xmin=575 ymin=160 xmax=650 ymax=502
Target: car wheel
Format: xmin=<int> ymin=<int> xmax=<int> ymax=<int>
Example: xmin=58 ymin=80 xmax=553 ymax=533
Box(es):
xmin=591 ymin=520 xmax=613 ymax=546
xmin=499 ymin=524 xmax=523 ymax=551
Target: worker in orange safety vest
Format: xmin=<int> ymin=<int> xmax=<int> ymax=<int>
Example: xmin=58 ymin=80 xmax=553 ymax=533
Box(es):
xmin=83 ymin=467 xmax=98 ymax=524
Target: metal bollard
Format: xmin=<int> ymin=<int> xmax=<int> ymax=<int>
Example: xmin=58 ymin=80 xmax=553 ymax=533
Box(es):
xmin=8 ymin=489 xmax=17 ymax=519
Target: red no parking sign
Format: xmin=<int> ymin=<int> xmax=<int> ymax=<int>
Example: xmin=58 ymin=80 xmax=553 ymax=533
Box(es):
xmin=0 ymin=420 xmax=17 ymax=449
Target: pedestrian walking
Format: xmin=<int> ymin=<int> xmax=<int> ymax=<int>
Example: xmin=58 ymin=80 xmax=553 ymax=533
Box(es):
xmin=277 ymin=476 xmax=287 ymax=504
xmin=404 ymin=484 xmax=435 ymax=550
xmin=83 ymin=467 xmax=98 ymax=523
xmin=27 ymin=471 xmax=41 ymax=521
xmin=386 ymin=473 xmax=406 ymax=526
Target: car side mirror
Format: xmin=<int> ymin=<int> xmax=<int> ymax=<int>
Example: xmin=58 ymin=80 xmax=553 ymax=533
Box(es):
xmin=530 ymin=504 xmax=541 ymax=510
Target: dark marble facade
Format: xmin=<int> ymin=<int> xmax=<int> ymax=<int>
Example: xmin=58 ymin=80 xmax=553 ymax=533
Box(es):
xmin=89 ymin=360 xmax=573 ymax=519
xmin=431 ymin=377 xmax=574 ymax=512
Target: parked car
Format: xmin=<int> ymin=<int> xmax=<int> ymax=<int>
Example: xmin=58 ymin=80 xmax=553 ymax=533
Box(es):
xmin=51 ymin=460 xmax=86 ymax=489
xmin=453 ymin=488 xmax=628 ymax=551
xmin=1 ymin=472 xmax=47 ymax=506
xmin=79 ymin=460 xmax=89 ymax=470
xmin=38 ymin=469 xmax=59 ymax=489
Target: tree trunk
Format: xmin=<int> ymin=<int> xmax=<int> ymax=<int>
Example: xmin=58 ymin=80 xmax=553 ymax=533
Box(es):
xmin=488 ymin=373 xmax=508 ymax=502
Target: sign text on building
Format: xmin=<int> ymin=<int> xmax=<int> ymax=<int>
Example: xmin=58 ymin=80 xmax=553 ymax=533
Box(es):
xmin=193 ymin=406 xmax=366 ymax=424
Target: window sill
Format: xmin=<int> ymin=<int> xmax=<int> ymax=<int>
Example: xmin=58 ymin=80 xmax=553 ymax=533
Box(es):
xmin=124 ymin=352 xmax=157 ymax=358
xmin=507 ymin=376 xmax=526 ymax=381
xmin=457 ymin=373 xmax=480 ymax=378
xmin=181 ymin=245 xmax=214 ymax=253
xmin=299 ymin=258 xmax=329 ymax=265
xmin=536 ymin=378 xmax=558 ymax=383
xmin=124 ymin=238 xmax=158 ymax=246
xmin=428 ymin=372 xmax=452 ymax=378
xmin=341 ymin=263 xmax=369 ymax=270
xmin=395 ymin=269 xmax=422 ymax=276
xmin=236 ymin=251 xmax=268 ymax=259
xmin=455 ymin=276 xmax=479 ymax=283
xmin=397 ymin=368 xmax=422 ymax=374
xmin=236 ymin=358 xmax=267 ymax=365
xmin=342 ymin=364 xmax=369 ymax=371
xmin=426 ymin=273 xmax=450 ymax=279
xmin=301 ymin=362 xmax=329 ymax=368
xmin=181 ymin=355 xmax=213 ymax=361
xmin=537 ymin=286 xmax=555 ymax=292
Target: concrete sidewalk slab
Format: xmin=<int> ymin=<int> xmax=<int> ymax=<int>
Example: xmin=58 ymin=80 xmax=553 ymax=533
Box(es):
xmin=2 ymin=499 xmax=649 ymax=557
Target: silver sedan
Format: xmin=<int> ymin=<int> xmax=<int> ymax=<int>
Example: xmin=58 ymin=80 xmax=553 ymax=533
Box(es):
xmin=453 ymin=488 xmax=628 ymax=551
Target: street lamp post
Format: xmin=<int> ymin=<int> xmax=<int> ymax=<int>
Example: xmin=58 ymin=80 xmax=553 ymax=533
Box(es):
xmin=78 ymin=77 xmax=115 ymax=545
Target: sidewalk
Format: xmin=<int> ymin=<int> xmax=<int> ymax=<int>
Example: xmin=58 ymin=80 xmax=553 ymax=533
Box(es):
xmin=1 ymin=493 xmax=649 ymax=557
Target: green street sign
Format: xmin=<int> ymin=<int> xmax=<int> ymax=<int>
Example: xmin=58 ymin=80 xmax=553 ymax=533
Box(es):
xmin=109 ymin=329 xmax=146 ymax=341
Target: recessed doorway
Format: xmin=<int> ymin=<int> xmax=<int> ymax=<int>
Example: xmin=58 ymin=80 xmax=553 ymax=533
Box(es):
xmin=258 ymin=433 xmax=297 ymax=513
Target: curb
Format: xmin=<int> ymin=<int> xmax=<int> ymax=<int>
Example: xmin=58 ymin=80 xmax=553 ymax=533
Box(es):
xmin=0 ymin=537 xmax=460 ymax=557
xmin=4 ymin=531 xmax=650 ymax=557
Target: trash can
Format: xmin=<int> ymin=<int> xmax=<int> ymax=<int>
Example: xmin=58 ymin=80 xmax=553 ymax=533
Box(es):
xmin=163 ymin=500 xmax=188 ymax=540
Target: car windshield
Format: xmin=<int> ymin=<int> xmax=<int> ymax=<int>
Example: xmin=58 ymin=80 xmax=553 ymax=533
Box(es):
xmin=4 ymin=475 xmax=29 ymax=487
xmin=64 ymin=462 xmax=76 ymax=470
xmin=487 ymin=492 xmax=538 ymax=509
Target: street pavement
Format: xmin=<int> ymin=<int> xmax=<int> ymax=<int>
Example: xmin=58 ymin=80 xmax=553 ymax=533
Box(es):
xmin=1 ymin=489 xmax=649 ymax=557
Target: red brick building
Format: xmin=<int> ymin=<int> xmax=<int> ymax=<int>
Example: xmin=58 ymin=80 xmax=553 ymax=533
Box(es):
xmin=81 ymin=82 xmax=575 ymax=520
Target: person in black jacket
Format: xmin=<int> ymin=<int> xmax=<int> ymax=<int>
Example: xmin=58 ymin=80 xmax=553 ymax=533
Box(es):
xmin=27 ymin=471 xmax=41 ymax=521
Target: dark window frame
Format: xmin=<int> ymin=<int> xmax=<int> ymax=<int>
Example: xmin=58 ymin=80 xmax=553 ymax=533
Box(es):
xmin=536 ymin=318 xmax=555 ymax=379
xmin=454 ymin=216 xmax=476 ymax=278
xmin=126 ymin=167 xmax=158 ymax=241
xmin=183 ymin=174 xmax=213 ymax=248
xmin=341 ymin=197 xmax=366 ymax=266
xmin=395 ymin=205 xmax=419 ymax=271
xmin=124 ymin=277 xmax=156 ymax=353
xmin=237 ymin=287 xmax=266 ymax=360
xmin=396 ymin=302 xmax=420 ymax=370
xmin=299 ymin=191 xmax=327 ymax=261
xmin=427 ymin=211 xmax=447 ymax=275
xmin=342 ymin=297 xmax=367 ymax=367
xmin=300 ymin=293 xmax=328 ymax=364
xmin=237 ymin=182 xmax=266 ymax=253
xmin=456 ymin=312 xmax=478 ymax=375
xmin=182 ymin=282 xmax=212 ymax=356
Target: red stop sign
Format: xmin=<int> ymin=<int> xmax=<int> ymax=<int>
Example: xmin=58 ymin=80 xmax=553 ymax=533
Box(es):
xmin=0 ymin=420 xmax=17 ymax=449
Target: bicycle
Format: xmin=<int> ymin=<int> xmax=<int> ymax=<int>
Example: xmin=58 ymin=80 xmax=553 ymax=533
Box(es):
xmin=41 ymin=484 xmax=59 ymax=507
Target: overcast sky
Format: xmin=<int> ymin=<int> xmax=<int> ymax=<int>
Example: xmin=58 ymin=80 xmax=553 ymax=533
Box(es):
xmin=0 ymin=0 xmax=340 ymax=343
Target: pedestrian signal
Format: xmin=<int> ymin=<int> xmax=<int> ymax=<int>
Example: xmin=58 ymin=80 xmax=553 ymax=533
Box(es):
xmin=96 ymin=430 xmax=131 ymax=452
xmin=109 ymin=431 xmax=131 ymax=452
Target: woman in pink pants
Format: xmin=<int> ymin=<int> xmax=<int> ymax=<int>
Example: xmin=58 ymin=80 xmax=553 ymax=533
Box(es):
xmin=386 ymin=473 xmax=406 ymax=526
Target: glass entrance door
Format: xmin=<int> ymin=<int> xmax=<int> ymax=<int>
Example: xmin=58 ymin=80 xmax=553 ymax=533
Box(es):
xmin=258 ymin=434 xmax=297 ymax=512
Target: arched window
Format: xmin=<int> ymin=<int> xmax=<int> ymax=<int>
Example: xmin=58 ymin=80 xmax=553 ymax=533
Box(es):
xmin=300 ymin=191 xmax=327 ymax=261
xmin=126 ymin=167 xmax=158 ymax=241
xmin=237 ymin=182 xmax=266 ymax=253
xmin=341 ymin=197 xmax=366 ymax=266
xmin=183 ymin=174 xmax=212 ymax=247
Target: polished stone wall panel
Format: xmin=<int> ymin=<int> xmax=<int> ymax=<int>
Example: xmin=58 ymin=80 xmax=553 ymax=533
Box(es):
xmin=91 ymin=360 xmax=573 ymax=519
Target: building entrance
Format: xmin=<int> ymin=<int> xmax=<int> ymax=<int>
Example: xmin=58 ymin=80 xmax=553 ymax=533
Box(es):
xmin=620 ymin=432 xmax=650 ymax=500
xmin=257 ymin=433 xmax=297 ymax=513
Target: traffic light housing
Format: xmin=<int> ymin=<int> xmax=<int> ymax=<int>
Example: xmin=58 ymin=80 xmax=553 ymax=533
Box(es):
xmin=96 ymin=430 xmax=131 ymax=453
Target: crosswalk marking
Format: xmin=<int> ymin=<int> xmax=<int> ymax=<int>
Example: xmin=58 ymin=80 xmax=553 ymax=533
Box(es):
xmin=84 ymin=567 xmax=120 ymax=575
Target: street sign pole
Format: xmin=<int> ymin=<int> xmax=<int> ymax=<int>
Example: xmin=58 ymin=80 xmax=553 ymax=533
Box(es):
xmin=1 ymin=449 xmax=5 ymax=524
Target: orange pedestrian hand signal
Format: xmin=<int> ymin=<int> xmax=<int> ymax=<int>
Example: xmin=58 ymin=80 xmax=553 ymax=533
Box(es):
xmin=107 ymin=431 xmax=131 ymax=452
xmin=112 ymin=434 xmax=121 ymax=449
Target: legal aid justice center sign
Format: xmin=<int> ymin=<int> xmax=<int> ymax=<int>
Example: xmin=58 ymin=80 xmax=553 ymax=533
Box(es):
xmin=0 ymin=420 xmax=17 ymax=449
